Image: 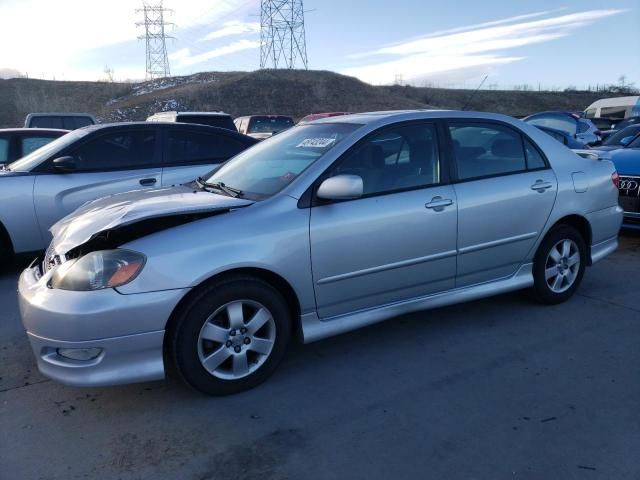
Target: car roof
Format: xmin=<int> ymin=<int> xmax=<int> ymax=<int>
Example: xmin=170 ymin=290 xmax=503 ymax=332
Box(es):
xmin=25 ymin=112 xmax=96 ymax=118
xmin=0 ymin=128 xmax=70 ymax=133
xmin=76 ymin=122 xmax=256 ymax=141
xmin=149 ymin=111 xmax=231 ymax=117
xmin=306 ymin=109 xmax=535 ymax=126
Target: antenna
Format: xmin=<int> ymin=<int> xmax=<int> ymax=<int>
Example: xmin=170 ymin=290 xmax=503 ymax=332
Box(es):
xmin=136 ymin=1 xmax=174 ymax=80
xmin=462 ymin=75 xmax=488 ymax=111
xmin=260 ymin=0 xmax=309 ymax=69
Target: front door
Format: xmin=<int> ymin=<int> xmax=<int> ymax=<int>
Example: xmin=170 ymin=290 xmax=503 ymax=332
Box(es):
xmin=33 ymin=127 xmax=162 ymax=246
xmin=448 ymin=121 xmax=558 ymax=286
xmin=310 ymin=122 xmax=458 ymax=318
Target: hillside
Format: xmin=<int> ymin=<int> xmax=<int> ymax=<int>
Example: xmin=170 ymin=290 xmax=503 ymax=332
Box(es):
xmin=0 ymin=69 xmax=623 ymax=128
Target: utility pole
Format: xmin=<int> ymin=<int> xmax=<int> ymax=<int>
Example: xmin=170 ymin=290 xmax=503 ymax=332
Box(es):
xmin=260 ymin=0 xmax=309 ymax=70
xmin=136 ymin=1 xmax=174 ymax=80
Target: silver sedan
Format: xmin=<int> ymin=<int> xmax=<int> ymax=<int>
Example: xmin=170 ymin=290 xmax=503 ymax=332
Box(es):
xmin=18 ymin=111 xmax=623 ymax=395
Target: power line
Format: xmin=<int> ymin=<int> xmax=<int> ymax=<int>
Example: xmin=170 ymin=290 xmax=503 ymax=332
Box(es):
xmin=136 ymin=1 xmax=174 ymax=79
xmin=260 ymin=0 xmax=308 ymax=70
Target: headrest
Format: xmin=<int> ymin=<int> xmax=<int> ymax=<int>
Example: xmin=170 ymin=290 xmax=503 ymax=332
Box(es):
xmin=410 ymin=140 xmax=433 ymax=165
xmin=361 ymin=144 xmax=385 ymax=169
xmin=491 ymin=139 xmax=521 ymax=158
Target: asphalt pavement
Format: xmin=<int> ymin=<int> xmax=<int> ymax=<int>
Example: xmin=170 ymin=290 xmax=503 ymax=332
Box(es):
xmin=1 ymin=233 xmax=639 ymax=480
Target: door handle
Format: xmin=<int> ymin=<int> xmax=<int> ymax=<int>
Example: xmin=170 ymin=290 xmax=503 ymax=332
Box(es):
xmin=139 ymin=178 xmax=157 ymax=187
xmin=425 ymin=197 xmax=453 ymax=211
xmin=531 ymin=180 xmax=553 ymax=192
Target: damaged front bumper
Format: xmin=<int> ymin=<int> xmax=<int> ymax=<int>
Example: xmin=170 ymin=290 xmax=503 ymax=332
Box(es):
xmin=18 ymin=263 xmax=189 ymax=387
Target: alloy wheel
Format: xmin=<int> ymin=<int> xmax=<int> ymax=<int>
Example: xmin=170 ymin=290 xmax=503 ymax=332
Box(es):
xmin=545 ymin=239 xmax=581 ymax=294
xmin=197 ymin=300 xmax=276 ymax=380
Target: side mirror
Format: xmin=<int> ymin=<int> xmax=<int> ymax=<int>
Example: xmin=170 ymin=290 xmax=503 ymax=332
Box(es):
xmin=317 ymin=174 xmax=363 ymax=201
xmin=620 ymin=136 xmax=634 ymax=147
xmin=52 ymin=156 xmax=77 ymax=172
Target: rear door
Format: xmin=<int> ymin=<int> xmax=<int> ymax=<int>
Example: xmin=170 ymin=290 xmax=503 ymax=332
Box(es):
xmin=161 ymin=127 xmax=250 ymax=186
xmin=310 ymin=121 xmax=458 ymax=318
xmin=448 ymin=121 xmax=557 ymax=287
xmin=32 ymin=126 xmax=162 ymax=242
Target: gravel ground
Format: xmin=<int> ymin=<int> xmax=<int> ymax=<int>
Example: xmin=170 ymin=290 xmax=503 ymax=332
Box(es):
xmin=1 ymin=233 xmax=639 ymax=480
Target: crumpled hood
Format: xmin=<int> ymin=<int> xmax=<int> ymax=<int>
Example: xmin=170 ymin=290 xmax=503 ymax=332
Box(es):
xmin=609 ymin=149 xmax=640 ymax=175
xmin=50 ymin=185 xmax=254 ymax=254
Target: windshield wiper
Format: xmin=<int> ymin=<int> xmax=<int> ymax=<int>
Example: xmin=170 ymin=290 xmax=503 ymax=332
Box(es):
xmin=196 ymin=177 xmax=244 ymax=198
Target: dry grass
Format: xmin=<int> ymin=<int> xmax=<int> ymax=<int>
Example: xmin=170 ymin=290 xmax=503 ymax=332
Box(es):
xmin=0 ymin=70 xmax=624 ymax=128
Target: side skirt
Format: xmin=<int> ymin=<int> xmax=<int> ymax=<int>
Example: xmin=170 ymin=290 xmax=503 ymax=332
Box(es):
xmin=301 ymin=263 xmax=534 ymax=344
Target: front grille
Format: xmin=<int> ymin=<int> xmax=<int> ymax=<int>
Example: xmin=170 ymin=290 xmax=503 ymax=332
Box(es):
xmin=618 ymin=176 xmax=640 ymax=214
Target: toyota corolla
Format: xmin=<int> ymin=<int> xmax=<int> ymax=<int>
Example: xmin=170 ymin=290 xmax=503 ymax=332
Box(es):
xmin=18 ymin=111 xmax=623 ymax=395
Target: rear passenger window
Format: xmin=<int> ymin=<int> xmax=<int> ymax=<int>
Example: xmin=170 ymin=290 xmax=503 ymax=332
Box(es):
xmin=167 ymin=130 xmax=245 ymax=165
xmin=449 ymin=124 xmax=526 ymax=180
xmin=524 ymin=139 xmax=547 ymax=170
xmin=330 ymin=123 xmax=440 ymax=195
xmin=31 ymin=116 xmax=63 ymax=129
xmin=21 ymin=136 xmax=58 ymax=156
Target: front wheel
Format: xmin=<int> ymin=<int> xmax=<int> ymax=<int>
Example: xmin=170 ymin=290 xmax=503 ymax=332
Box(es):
xmin=169 ymin=275 xmax=292 ymax=396
xmin=530 ymin=225 xmax=587 ymax=304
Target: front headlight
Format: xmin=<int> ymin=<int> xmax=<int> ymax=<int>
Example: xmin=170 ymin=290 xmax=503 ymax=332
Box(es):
xmin=50 ymin=250 xmax=146 ymax=291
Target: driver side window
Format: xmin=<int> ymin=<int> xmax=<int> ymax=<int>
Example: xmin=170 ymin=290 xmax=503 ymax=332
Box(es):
xmin=329 ymin=123 xmax=441 ymax=196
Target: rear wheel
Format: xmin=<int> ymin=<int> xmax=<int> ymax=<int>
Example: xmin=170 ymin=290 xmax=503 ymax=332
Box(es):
xmin=170 ymin=275 xmax=291 ymax=396
xmin=530 ymin=225 xmax=586 ymax=304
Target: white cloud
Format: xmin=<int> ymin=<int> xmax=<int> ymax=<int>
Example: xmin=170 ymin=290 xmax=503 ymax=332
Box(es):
xmin=343 ymin=9 xmax=625 ymax=85
xmin=199 ymin=21 xmax=260 ymax=42
xmin=172 ymin=40 xmax=260 ymax=68
xmin=0 ymin=0 xmax=251 ymax=79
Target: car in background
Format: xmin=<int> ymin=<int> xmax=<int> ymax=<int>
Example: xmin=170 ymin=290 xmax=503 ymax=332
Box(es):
xmin=0 ymin=128 xmax=69 ymax=165
xmin=599 ymin=116 xmax=640 ymax=141
xmin=585 ymin=96 xmax=640 ymax=122
xmin=234 ymin=115 xmax=294 ymax=140
xmin=298 ymin=112 xmax=353 ymax=124
xmin=582 ymin=132 xmax=640 ymax=230
xmin=146 ymin=111 xmax=237 ymax=132
xmin=523 ymin=111 xmax=601 ymax=146
xmin=0 ymin=122 xmax=257 ymax=260
xmin=17 ymin=110 xmax=622 ymax=395
xmin=24 ymin=113 xmax=96 ymax=130
xmin=533 ymin=125 xmax=587 ymax=149
xmin=596 ymin=125 xmax=640 ymax=151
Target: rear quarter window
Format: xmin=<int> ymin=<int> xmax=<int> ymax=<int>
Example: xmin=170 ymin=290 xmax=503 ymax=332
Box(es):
xmin=0 ymin=137 xmax=9 ymax=163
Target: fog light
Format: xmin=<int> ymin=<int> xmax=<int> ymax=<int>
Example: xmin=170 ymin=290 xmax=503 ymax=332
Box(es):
xmin=56 ymin=347 xmax=103 ymax=361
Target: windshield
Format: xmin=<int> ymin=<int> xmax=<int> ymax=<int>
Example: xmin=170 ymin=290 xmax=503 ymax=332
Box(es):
xmin=8 ymin=129 xmax=86 ymax=171
xmin=628 ymin=136 xmax=640 ymax=149
xmin=604 ymin=125 xmax=640 ymax=146
xmin=204 ymin=123 xmax=361 ymax=200
xmin=248 ymin=116 xmax=295 ymax=134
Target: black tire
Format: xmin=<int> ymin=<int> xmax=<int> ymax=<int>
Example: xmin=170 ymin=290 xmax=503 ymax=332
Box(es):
xmin=530 ymin=225 xmax=587 ymax=305
xmin=169 ymin=275 xmax=292 ymax=396
xmin=0 ymin=235 xmax=13 ymax=272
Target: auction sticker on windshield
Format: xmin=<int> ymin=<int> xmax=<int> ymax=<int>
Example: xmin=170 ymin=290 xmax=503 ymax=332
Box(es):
xmin=297 ymin=138 xmax=337 ymax=148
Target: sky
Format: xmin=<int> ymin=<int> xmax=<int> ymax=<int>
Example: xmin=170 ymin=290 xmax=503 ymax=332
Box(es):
xmin=0 ymin=0 xmax=638 ymax=89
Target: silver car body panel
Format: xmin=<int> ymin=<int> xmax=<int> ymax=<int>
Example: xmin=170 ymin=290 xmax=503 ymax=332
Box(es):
xmin=49 ymin=185 xmax=253 ymax=254
xmin=19 ymin=110 xmax=623 ymax=387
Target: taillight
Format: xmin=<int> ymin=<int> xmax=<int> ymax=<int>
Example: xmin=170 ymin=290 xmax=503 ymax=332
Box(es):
xmin=612 ymin=171 xmax=620 ymax=188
